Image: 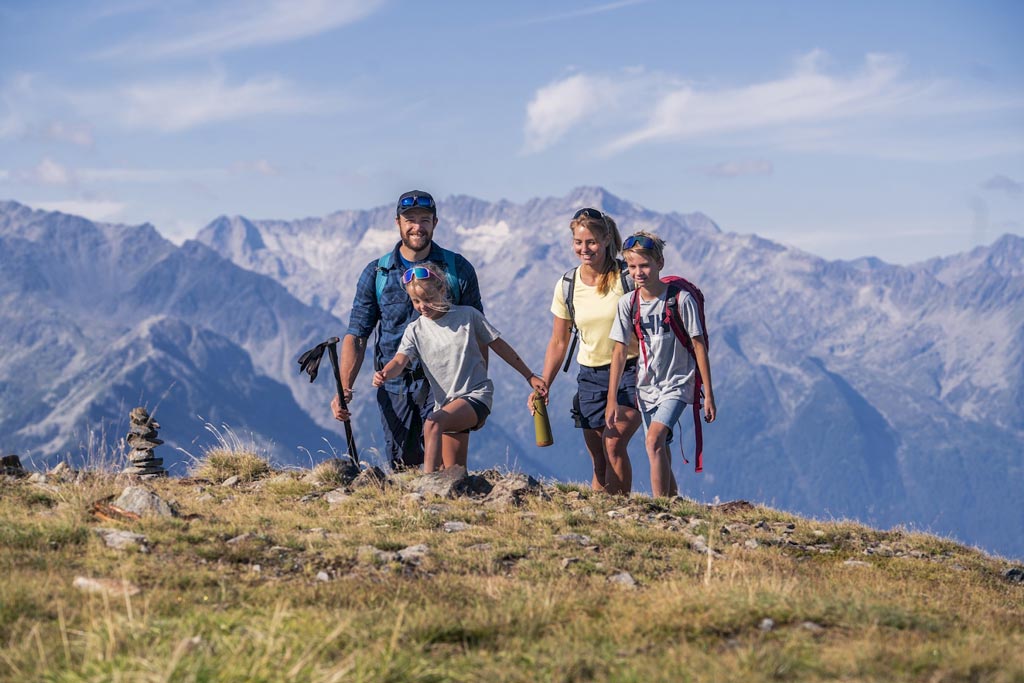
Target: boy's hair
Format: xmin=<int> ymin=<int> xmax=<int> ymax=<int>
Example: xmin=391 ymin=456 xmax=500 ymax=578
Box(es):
xmin=622 ymin=230 xmax=666 ymax=264
xmin=404 ymin=261 xmax=452 ymax=313
xmin=570 ymin=208 xmax=623 ymax=296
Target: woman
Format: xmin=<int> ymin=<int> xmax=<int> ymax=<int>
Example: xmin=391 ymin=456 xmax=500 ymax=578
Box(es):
xmin=530 ymin=208 xmax=641 ymax=494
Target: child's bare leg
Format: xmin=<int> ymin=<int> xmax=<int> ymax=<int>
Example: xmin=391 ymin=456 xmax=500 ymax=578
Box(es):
xmin=582 ymin=428 xmax=607 ymax=491
xmin=442 ymin=432 xmax=470 ymax=469
xmin=422 ymin=399 xmax=478 ymax=471
xmin=604 ymin=405 xmax=640 ymax=495
xmin=645 ymin=421 xmax=673 ymax=497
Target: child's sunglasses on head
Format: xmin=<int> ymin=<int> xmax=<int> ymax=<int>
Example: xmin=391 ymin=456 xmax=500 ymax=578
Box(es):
xmin=623 ymin=234 xmax=657 ymax=250
xmin=402 ymin=266 xmax=434 ymax=284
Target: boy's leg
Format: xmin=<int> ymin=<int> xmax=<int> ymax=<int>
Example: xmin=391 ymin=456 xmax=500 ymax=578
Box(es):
xmin=645 ymin=421 xmax=673 ymax=498
xmin=423 ymin=399 xmax=479 ymax=471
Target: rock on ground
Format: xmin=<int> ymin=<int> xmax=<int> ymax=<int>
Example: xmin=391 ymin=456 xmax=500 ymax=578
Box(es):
xmin=113 ymin=486 xmax=177 ymax=518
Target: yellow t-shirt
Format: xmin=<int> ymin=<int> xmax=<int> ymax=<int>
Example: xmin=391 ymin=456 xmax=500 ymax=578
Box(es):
xmin=550 ymin=269 xmax=639 ymax=367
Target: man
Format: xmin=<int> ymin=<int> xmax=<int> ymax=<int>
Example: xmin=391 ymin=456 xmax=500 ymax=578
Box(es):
xmin=332 ymin=190 xmax=483 ymax=469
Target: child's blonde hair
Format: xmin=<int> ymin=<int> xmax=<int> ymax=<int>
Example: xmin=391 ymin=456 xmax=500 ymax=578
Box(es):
xmin=403 ymin=261 xmax=452 ymax=313
xmin=622 ymin=230 xmax=666 ymax=264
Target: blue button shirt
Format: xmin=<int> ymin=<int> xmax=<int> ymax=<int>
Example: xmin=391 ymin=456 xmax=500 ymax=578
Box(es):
xmin=346 ymin=241 xmax=483 ymax=390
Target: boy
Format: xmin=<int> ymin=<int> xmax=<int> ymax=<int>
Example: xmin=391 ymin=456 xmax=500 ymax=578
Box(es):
xmin=605 ymin=232 xmax=717 ymax=497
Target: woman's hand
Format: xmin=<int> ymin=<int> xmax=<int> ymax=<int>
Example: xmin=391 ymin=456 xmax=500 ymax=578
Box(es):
xmin=604 ymin=403 xmax=621 ymax=431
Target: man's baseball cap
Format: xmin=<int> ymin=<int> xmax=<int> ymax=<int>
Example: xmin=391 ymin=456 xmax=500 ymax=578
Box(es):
xmin=396 ymin=190 xmax=436 ymax=217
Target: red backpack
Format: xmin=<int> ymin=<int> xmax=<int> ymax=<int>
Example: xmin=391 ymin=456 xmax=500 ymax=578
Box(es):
xmin=630 ymin=276 xmax=709 ymax=472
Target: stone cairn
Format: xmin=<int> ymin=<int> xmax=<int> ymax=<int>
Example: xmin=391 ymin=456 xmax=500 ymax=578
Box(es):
xmin=122 ymin=407 xmax=167 ymax=478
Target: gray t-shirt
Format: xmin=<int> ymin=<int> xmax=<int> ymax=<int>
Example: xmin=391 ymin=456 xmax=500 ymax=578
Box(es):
xmin=609 ymin=289 xmax=704 ymax=408
xmin=397 ymin=305 xmax=501 ymax=411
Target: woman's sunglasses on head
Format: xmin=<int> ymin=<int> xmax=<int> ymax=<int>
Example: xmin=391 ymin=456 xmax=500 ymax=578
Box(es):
xmin=573 ymin=207 xmax=605 ymax=221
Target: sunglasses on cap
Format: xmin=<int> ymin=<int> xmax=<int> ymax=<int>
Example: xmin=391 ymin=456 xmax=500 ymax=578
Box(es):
xmin=573 ymin=207 xmax=605 ymax=221
xmin=399 ymin=195 xmax=436 ymax=210
xmin=402 ymin=266 xmax=435 ymax=284
xmin=623 ymin=234 xmax=658 ymax=250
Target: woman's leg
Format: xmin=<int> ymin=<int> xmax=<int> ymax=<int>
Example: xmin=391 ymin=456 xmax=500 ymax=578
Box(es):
xmin=604 ymin=405 xmax=640 ymax=495
xmin=422 ymin=399 xmax=479 ymax=471
xmin=582 ymin=428 xmax=607 ymax=491
xmin=645 ymin=421 xmax=674 ymax=497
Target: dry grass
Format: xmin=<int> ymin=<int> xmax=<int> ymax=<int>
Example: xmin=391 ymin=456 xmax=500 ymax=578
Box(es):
xmin=1 ymin=469 xmax=1022 ymax=682
xmin=188 ymin=447 xmax=270 ymax=483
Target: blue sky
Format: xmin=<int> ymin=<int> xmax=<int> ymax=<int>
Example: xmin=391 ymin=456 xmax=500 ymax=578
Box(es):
xmin=1 ymin=0 xmax=1022 ymax=263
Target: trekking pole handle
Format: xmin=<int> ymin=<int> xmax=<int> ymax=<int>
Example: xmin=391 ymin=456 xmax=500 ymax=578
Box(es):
xmin=325 ymin=337 xmax=347 ymax=410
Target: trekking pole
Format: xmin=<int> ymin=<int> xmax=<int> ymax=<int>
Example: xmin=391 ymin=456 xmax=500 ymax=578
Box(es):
xmin=297 ymin=336 xmax=359 ymax=464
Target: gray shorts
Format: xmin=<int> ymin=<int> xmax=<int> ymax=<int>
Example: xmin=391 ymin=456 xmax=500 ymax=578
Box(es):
xmin=571 ymin=359 xmax=638 ymax=430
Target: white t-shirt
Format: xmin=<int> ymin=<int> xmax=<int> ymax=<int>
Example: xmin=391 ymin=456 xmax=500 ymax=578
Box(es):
xmin=609 ymin=288 xmax=703 ymax=407
xmin=397 ymin=305 xmax=501 ymax=410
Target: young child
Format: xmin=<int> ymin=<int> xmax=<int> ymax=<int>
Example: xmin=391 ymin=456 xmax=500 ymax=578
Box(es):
xmin=373 ymin=262 xmax=548 ymax=472
xmin=605 ymin=232 xmax=717 ymax=497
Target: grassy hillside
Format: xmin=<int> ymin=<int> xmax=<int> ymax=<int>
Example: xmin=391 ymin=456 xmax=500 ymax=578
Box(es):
xmin=1 ymin=461 xmax=1022 ymax=683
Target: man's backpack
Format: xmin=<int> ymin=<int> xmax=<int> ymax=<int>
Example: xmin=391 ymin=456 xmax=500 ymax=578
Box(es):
xmin=560 ymin=259 xmax=634 ymax=373
xmin=374 ymin=247 xmax=461 ymax=305
xmin=629 ymin=275 xmax=709 ymax=472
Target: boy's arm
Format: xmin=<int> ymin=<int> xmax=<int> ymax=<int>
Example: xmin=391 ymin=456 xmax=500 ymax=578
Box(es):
xmin=372 ymin=353 xmax=411 ymax=387
xmin=604 ymin=341 xmax=628 ymax=430
xmin=690 ymin=335 xmax=716 ymax=423
xmin=489 ymin=338 xmax=548 ymax=396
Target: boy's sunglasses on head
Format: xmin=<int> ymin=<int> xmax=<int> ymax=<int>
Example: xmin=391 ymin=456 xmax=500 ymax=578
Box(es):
xmin=573 ymin=207 xmax=604 ymax=221
xmin=402 ymin=266 xmax=435 ymax=284
xmin=623 ymin=234 xmax=658 ymax=250
xmin=400 ymin=195 xmax=435 ymax=210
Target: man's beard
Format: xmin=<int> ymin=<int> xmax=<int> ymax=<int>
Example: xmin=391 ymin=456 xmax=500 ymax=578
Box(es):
xmin=402 ymin=233 xmax=431 ymax=252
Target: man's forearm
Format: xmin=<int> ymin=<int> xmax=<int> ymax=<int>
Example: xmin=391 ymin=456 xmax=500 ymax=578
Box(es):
xmin=340 ymin=334 xmax=368 ymax=393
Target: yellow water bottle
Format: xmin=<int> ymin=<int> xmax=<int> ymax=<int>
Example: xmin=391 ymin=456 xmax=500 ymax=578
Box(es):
xmin=533 ymin=393 xmax=553 ymax=447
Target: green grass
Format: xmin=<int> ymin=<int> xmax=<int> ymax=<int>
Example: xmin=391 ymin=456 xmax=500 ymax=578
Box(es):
xmin=1 ymin=470 xmax=1022 ymax=683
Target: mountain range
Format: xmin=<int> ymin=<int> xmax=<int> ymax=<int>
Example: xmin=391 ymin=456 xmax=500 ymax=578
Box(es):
xmin=1 ymin=189 xmax=1021 ymax=559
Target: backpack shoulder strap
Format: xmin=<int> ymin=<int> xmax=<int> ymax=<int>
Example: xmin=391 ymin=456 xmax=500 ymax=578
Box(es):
xmin=561 ymin=268 xmax=578 ymax=327
xmin=436 ymin=246 xmax=461 ymax=305
xmin=560 ymin=268 xmax=579 ymax=373
xmin=374 ymin=252 xmax=393 ymax=302
xmin=630 ymin=288 xmax=649 ymax=368
xmin=618 ymin=258 xmax=635 ymax=293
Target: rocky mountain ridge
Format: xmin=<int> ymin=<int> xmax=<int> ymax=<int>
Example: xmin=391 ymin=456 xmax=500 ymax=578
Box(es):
xmin=1 ymin=192 xmax=1021 ymax=558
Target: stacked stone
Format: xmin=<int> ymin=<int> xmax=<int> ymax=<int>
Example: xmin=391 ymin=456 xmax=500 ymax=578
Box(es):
xmin=122 ymin=407 xmax=167 ymax=478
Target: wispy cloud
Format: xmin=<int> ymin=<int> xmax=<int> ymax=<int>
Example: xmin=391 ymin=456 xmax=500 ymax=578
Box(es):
xmin=8 ymin=158 xmax=229 ymax=187
xmin=523 ymin=69 xmax=667 ymax=154
xmin=100 ymin=0 xmax=385 ymax=59
xmin=230 ymin=159 xmax=280 ymax=176
xmin=517 ymin=0 xmax=651 ymax=26
xmin=606 ymin=51 xmax=928 ymax=153
xmin=33 ymin=199 xmax=127 ymax=222
xmin=1 ymin=75 xmax=95 ymax=147
xmin=703 ymin=159 xmax=774 ymax=178
xmin=17 ymin=158 xmax=73 ymax=185
xmin=523 ymin=51 xmax=1024 ymax=158
xmin=982 ymin=174 xmax=1023 ymax=197
xmin=74 ymin=71 xmax=333 ymax=132
xmin=40 ymin=121 xmax=95 ymax=147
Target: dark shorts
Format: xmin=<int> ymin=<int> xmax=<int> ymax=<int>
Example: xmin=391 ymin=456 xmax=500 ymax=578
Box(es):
xmin=453 ymin=396 xmax=491 ymax=434
xmin=376 ymin=375 xmax=433 ymax=469
xmin=571 ymin=358 xmax=638 ymax=430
